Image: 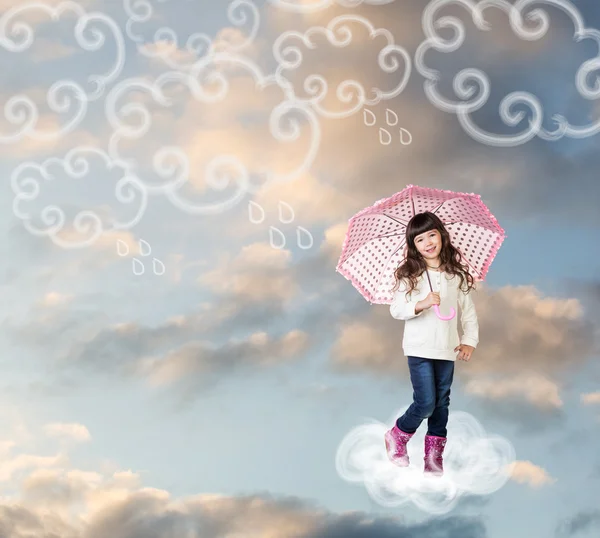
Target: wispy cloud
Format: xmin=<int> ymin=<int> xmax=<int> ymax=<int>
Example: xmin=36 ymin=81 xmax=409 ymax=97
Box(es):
xmin=4 ymin=236 xmax=316 ymax=404
xmin=38 ymin=292 xmax=74 ymax=308
xmin=199 ymin=242 xmax=298 ymax=304
xmin=42 ymin=423 xmax=91 ymax=443
xmin=139 ymin=328 xmax=310 ymax=391
xmin=556 ymin=509 xmax=600 ymax=537
xmin=465 ymin=374 xmax=563 ymax=410
xmin=509 ymin=460 xmax=555 ymax=489
xmin=580 ymin=392 xmax=600 ymax=405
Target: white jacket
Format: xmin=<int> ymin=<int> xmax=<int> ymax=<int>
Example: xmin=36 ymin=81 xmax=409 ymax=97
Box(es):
xmin=390 ymin=270 xmax=479 ymax=361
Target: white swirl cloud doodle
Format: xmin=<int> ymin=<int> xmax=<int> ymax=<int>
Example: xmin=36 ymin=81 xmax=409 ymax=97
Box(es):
xmin=11 ymin=147 xmax=148 ymax=249
xmin=273 ymin=15 xmax=411 ymax=119
xmin=124 ymin=0 xmax=260 ymax=71
xmin=335 ymin=409 xmax=516 ymax=514
xmin=104 ymin=52 xmax=321 ymax=215
xmin=415 ymin=0 xmax=600 ymax=146
xmin=268 ymin=0 xmax=395 ymax=13
xmin=0 ymin=1 xmax=125 ymax=144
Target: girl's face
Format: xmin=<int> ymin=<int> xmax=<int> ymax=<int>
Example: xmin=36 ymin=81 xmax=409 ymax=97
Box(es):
xmin=413 ymin=228 xmax=442 ymax=261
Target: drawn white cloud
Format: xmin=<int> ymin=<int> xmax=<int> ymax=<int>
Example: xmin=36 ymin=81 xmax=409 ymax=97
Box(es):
xmin=0 ymin=1 xmax=125 ymax=144
xmin=124 ymin=0 xmax=260 ymax=70
xmin=268 ymin=0 xmax=395 ymax=13
xmin=273 ymin=14 xmax=411 ymax=118
xmin=104 ymin=52 xmax=321 ymax=216
xmin=336 ymin=409 xmax=516 ymax=514
xmin=414 ymin=0 xmax=600 ymax=146
xmin=11 ymin=146 xmax=147 ymax=248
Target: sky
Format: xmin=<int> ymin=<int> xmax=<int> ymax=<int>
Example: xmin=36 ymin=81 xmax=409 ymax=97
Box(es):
xmin=1 ymin=0 xmax=600 ymax=537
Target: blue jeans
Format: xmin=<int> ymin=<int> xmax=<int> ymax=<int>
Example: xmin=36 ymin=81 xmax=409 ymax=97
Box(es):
xmin=396 ymin=356 xmax=455 ymax=438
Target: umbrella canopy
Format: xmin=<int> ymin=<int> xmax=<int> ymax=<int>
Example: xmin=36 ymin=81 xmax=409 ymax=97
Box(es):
xmin=336 ymin=184 xmax=505 ymax=305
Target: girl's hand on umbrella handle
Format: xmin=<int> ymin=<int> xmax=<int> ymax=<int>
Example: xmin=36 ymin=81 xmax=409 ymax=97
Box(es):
xmin=423 ymin=292 xmax=440 ymax=309
xmin=422 ymin=292 xmax=456 ymax=320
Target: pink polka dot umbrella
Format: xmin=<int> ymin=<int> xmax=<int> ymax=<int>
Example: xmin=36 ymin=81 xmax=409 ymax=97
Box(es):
xmin=335 ymin=184 xmax=506 ymax=308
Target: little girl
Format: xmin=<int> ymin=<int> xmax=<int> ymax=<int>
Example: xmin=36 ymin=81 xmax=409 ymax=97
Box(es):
xmin=384 ymin=211 xmax=479 ymax=476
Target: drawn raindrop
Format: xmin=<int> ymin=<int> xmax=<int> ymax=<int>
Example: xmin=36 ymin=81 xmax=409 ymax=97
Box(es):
xmin=400 ymin=128 xmax=412 ymax=145
xmin=278 ymin=200 xmax=295 ymax=224
xmin=269 ymin=226 xmax=286 ymax=249
xmin=385 ymin=108 xmax=398 ymax=126
xmin=139 ymin=238 xmax=152 ymax=257
xmin=116 ymin=239 xmax=129 ymax=257
xmin=132 ymin=258 xmax=145 ymax=275
xmin=296 ymin=226 xmax=313 ymax=250
xmin=153 ymin=258 xmax=166 ymax=275
xmin=248 ymin=200 xmax=265 ymax=224
xmin=363 ymin=108 xmax=376 ymax=126
xmin=379 ymin=128 xmax=392 ymax=145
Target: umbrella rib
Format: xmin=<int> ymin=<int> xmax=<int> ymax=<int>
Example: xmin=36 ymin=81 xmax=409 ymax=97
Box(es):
xmin=431 ymin=195 xmax=467 ymax=219
xmin=383 ymin=213 xmax=409 ymax=227
xmin=441 ymin=220 xmax=495 ymax=228
xmin=431 ymin=201 xmax=444 ymax=214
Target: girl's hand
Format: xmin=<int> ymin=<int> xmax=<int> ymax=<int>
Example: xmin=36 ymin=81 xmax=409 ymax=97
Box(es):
xmin=421 ymin=292 xmax=440 ymax=309
xmin=454 ymin=344 xmax=474 ymax=361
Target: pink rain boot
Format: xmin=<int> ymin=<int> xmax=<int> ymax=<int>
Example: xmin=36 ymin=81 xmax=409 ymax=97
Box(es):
xmin=424 ymin=434 xmax=447 ymax=476
xmin=384 ymin=425 xmax=414 ymax=467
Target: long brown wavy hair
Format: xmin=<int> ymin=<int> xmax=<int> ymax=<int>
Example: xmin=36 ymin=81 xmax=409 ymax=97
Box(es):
xmin=392 ymin=211 xmax=475 ymax=296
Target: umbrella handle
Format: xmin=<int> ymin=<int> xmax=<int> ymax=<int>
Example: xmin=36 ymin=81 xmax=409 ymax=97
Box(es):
xmin=433 ymin=304 xmax=456 ymax=321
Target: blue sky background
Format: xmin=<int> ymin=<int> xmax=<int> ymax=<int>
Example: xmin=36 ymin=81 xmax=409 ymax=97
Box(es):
xmin=1 ymin=0 xmax=600 ymax=537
